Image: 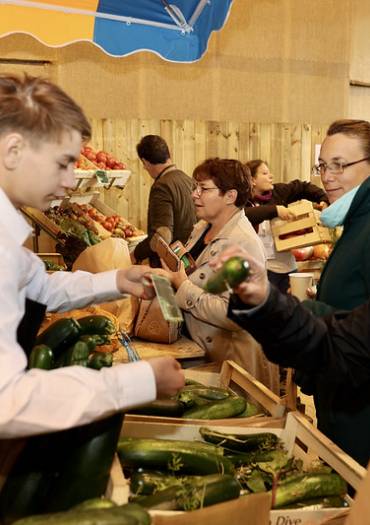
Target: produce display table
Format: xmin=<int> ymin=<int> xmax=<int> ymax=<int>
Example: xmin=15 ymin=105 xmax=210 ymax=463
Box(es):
xmin=113 ymin=336 xmax=205 ymax=363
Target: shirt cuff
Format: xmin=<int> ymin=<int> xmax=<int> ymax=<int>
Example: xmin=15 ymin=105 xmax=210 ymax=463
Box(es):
xmin=92 ymin=270 xmax=125 ymax=302
xmin=110 ymin=360 xmax=157 ymax=407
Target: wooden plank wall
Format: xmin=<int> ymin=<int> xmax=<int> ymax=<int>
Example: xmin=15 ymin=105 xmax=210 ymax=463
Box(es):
xmin=90 ymin=119 xmax=329 ymax=231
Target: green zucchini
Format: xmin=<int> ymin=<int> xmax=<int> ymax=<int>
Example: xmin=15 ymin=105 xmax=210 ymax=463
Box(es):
xmin=28 ymin=344 xmax=54 ymax=370
xmin=55 ymin=340 xmax=90 ymax=367
xmin=279 ymin=495 xmax=348 ymax=509
xmin=71 ymin=498 xmax=117 ymax=511
xmin=35 ymin=318 xmax=81 ymax=357
xmin=272 ymin=472 xmax=347 ymax=509
xmin=236 ymin=401 xmax=260 ymax=418
xmin=79 ymin=334 xmax=110 ymax=350
xmin=200 ymin=427 xmax=279 ymax=452
xmin=119 ymin=437 xmax=223 ymax=456
xmin=78 ymin=315 xmax=116 ymax=336
xmin=117 ymin=438 xmax=233 ymax=475
xmin=12 ymin=505 xmax=149 ymax=525
xmin=137 ymin=474 xmax=240 ymax=511
xmin=128 ymin=399 xmax=185 ymax=417
xmin=183 ymin=396 xmax=246 ymax=419
xmin=87 ymin=351 xmax=113 ymax=370
xmin=204 ymin=256 xmax=250 ymax=294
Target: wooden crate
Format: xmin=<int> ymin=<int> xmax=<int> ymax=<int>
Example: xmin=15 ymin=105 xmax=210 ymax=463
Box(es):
xmin=117 ymin=412 xmax=366 ymax=525
xmin=271 ymin=200 xmax=332 ymax=252
xmin=125 ymin=360 xmax=294 ymax=428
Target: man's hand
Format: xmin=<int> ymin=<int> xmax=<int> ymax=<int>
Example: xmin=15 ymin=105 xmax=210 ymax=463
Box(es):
xmin=116 ymin=265 xmax=171 ymax=299
xmin=148 ymin=356 xmax=185 ymax=397
xmin=209 ymin=245 xmax=269 ymax=306
xmin=116 ymin=265 xmax=153 ymax=299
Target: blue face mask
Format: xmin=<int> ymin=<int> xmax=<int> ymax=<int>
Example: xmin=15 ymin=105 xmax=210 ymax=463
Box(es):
xmin=320 ymin=185 xmax=360 ymax=228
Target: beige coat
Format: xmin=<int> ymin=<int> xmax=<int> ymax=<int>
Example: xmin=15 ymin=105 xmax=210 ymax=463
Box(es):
xmin=176 ymin=209 xmax=280 ymax=394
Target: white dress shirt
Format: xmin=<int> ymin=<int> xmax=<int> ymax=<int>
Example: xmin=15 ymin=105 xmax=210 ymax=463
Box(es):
xmin=0 ymin=189 xmax=156 ymax=438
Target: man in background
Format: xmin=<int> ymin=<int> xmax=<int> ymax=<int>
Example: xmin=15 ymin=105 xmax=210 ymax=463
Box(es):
xmin=132 ymin=135 xmax=196 ymax=267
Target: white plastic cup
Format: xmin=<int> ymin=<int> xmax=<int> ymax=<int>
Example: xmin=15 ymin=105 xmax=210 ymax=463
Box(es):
xmin=289 ymin=272 xmax=315 ymax=301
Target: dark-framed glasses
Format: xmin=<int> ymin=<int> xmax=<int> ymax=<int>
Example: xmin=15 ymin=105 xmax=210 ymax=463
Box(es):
xmin=312 ymin=156 xmax=370 ymax=176
xmin=192 ymin=183 xmax=219 ymax=196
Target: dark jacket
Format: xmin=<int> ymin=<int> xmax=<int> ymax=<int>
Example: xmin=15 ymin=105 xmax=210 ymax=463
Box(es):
xmin=244 ymin=179 xmax=328 ymax=225
xmin=315 ymin=176 xmax=370 ymax=310
xmin=134 ymin=167 xmax=196 ymax=266
xmin=228 ymin=286 xmax=370 ymax=467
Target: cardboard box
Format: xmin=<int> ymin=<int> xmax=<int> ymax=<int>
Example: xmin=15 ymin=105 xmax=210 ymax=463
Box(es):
xmin=125 ymin=360 xmax=292 ymax=429
xmin=116 ymin=412 xmax=366 ymax=525
xmin=271 ymin=200 xmax=332 ymax=252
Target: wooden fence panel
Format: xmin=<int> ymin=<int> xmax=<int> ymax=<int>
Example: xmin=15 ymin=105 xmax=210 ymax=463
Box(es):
xmin=87 ymin=120 xmax=328 ymax=230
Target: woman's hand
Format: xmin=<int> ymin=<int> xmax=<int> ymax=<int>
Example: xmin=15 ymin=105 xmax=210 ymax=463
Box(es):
xmin=209 ymin=245 xmax=270 ymax=306
xmin=276 ymin=205 xmax=296 ymax=221
xmin=160 ymin=259 xmax=188 ymax=290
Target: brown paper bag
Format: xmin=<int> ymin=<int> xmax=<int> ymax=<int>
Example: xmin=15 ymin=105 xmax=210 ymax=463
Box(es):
xmin=72 ymin=238 xmax=139 ymax=335
xmin=152 ymin=492 xmax=271 ymax=525
xmin=134 ymin=297 xmax=181 ymax=344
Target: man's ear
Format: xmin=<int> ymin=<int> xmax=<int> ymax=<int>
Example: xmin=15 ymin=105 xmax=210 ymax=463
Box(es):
xmin=226 ymin=188 xmax=238 ymax=205
xmin=2 ymin=133 xmax=25 ymax=170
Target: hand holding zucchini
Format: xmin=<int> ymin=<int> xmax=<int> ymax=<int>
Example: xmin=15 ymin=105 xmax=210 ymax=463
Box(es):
xmin=204 ymin=256 xmax=249 ymax=294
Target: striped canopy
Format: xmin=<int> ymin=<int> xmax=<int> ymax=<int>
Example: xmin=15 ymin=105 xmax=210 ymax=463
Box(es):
xmin=0 ymin=0 xmax=233 ymax=62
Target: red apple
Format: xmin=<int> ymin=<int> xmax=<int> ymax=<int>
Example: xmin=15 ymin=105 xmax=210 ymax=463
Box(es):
xmin=291 ymin=246 xmax=314 ymax=261
xmin=313 ymin=244 xmax=331 ymax=260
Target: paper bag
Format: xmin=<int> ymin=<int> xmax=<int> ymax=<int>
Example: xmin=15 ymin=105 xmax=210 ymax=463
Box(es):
xmin=134 ymin=297 xmax=181 ymax=344
xmin=72 ymin=237 xmax=139 ymax=334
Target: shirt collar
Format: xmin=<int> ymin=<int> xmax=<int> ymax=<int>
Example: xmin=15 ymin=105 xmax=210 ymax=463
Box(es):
xmin=0 ymin=188 xmax=33 ymax=245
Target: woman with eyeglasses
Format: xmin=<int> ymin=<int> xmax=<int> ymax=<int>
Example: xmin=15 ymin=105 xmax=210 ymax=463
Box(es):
xmin=294 ymin=119 xmax=370 ymax=466
xmin=162 ymin=158 xmax=280 ymax=393
xmin=244 ymin=160 xmax=328 ymax=293
xmin=308 ymin=119 xmax=370 ymax=314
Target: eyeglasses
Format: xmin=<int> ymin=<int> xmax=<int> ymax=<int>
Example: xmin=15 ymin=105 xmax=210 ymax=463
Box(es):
xmin=192 ymin=183 xmax=219 ymax=196
xmin=311 ymin=156 xmax=370 ymax=176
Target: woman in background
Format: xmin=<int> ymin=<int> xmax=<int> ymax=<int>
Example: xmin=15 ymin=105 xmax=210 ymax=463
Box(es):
xmin=244 ymin=160 xmax=328 ymax=293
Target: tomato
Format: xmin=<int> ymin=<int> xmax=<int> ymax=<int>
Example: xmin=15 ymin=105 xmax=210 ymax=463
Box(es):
xmin=291 ymin=246 xmax=314 ymax=261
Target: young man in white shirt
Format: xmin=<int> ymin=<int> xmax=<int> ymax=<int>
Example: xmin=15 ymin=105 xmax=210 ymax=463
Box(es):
xmin=0 ymin=74 xmax=184 ymax=439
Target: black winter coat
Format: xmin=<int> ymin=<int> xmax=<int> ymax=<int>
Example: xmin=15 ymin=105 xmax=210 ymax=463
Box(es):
xmin=228 ymin=286 xmax=370 ymax=467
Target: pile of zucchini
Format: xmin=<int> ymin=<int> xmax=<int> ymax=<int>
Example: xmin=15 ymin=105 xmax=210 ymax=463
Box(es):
xmin=28 ymin=315 xmax=116 ymax=371
xmin=129 ymin=378 xmax=260 ymax=420
xmin=117 ymin=427 xmax=348 ymax=512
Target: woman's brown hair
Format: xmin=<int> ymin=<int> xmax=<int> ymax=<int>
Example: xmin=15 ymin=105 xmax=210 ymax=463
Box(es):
xmin=245 ymin=159 xmax=268 ymax=179
xmin=193 ymin=158 xmax=252 ymax=208
xmin=327 ymin=120 xmax=370 ymax=159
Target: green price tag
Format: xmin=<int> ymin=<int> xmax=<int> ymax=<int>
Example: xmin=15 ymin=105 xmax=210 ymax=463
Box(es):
xmin=95 ymin=170 xmax=109 ymax=184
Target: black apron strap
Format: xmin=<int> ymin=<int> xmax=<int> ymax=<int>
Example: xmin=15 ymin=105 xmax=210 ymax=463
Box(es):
xmin=16 ymin=298 xmax=47 ymax=356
